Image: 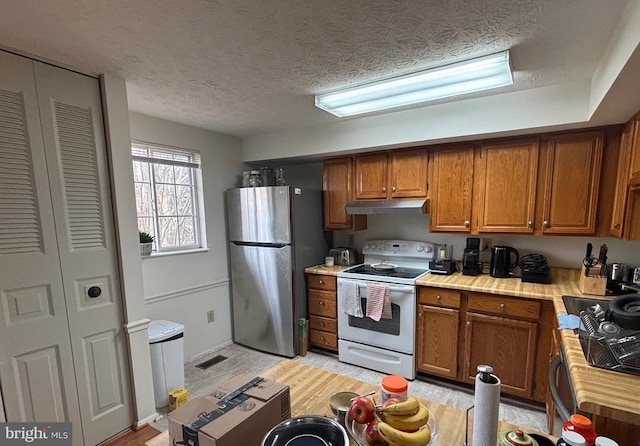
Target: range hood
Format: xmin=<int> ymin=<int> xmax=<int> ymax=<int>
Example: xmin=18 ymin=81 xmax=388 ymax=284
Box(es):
xmin=345 ymin=199 xmax=429 ymax=215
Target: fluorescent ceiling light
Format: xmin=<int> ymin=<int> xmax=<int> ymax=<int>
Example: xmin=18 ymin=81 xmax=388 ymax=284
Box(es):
xmin=315 ymin=51 xmax=513 ymax=117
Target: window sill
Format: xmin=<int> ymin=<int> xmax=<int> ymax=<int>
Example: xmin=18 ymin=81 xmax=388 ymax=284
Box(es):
xmin=141 ymin=247 xmax=210 ymax=259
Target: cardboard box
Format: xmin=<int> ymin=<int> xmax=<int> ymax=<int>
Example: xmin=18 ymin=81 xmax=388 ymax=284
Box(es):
xmin=169 ymin=375 xmax=290 ymax=446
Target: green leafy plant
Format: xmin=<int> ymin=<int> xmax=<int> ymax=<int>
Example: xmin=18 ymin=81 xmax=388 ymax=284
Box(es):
xmin=139 ymin=231 xmax=154 ymax=244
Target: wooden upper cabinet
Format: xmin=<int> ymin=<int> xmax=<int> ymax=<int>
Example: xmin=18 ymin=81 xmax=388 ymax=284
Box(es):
xmin=429 ymin=146 xmax=475 ymax=232
xmin=625 ymin=185 xmax=640 ymax=240
xmin=611 ymin=122 xmax=633 ymax=237
xmin=323 ymin=157 xmax=366 ymax=231
xmin=541 ymin=131 xmax=603 ymax=234
xmin=354 ymin=149 xmax=428 ymax=199
xmin=355 ymin=153 xmax=388 ymax=199
xmin=630 ymin=114 xmax=640 ymax=184
xmin=388 ymin=149 xmax=429 ymax=198
xmin=475 ymin=138 xmax=539 ymax=233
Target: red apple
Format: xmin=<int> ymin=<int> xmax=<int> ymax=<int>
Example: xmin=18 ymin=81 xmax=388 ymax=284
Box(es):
xmin=382 ymin=397 xmax=401 ymax=408
xmin=349 ymin=396 xmax=375 ymax=424
xmin=365 ymin=419 xmax=389 ymax=446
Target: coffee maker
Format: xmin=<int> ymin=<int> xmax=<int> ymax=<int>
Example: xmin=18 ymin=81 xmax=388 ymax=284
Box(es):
xmin=462 ymin=238 xmax=482 ymax=276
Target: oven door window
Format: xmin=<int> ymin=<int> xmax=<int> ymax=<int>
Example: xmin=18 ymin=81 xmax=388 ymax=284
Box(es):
xmin=347 ymin=299 xmax=400 ymax=335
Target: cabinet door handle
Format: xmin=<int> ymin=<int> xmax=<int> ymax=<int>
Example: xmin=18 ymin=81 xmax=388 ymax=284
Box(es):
xmin=319 ymin=280 xmax=324 ymax=285
xmin=614 ymin=222 xmax=621 ymax=229
xmin=382 ymin=187 xmax=386 ymax=192
xmin=320 ymin=322 xmax=325 ymax=328
xmin=499 ymin=303 xmax=506 ymax=309
xmin=392 ymin=186 xmax=396 ymax=192
xmin=319 ymin=301 xmax=325 ymax=306
xmin=436 ymin=295 xmax=441 ymax=300
xmin=543 ymin=220 xmax=550 ymax=228
xmin=418 ymin=312 xmax=423 ymax=317
xmin=528 ymin=220 xmax=533 ymax=228
xmin=464 ymin=220 xmax=470 ymax=228
xmin=466 ymin=321 xmax=471 ymax=326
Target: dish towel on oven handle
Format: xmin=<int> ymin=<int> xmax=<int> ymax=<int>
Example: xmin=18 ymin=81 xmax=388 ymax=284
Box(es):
xmin=340 ymin=280 xmax=363 ymax=318
xmin=366 ymin=283 xmax=392 ymax=321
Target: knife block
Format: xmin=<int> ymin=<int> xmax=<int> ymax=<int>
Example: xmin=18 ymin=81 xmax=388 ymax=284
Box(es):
xmin=578 ymin=265 xmax=607 ymax=296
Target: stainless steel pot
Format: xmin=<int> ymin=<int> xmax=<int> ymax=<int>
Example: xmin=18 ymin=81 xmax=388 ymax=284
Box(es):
xmin=609 ymin=263 xmax=631 ymax=282
xmin=633 ymin=266 xmax=640 ymax=285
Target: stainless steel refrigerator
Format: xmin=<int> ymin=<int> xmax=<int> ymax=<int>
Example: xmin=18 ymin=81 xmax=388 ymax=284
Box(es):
xmin=226 ymin=186 xmax=328 ymax=357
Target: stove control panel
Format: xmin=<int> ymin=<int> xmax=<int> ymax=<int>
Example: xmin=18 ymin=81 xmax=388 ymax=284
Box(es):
xmin=362 ymin=239 xmax=436 ymax=259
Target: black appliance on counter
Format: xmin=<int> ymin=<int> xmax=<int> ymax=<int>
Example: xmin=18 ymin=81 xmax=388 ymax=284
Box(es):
xmin=520 ymin=254 xmax=550 ymax=284
xmin=462 ymin=237 xmax=482 ymax=276
xmin=489 ymin=245 xmax=519 ymax=278
xmin=429 ymin=260 xmax=456 ymax=275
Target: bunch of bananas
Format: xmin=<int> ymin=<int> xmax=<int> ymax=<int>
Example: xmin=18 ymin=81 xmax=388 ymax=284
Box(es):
xmin=376 ymin=397 xmax=431 ymax=446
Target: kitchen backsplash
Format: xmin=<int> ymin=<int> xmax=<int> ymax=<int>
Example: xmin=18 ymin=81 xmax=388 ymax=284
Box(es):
xmin=332 ymin=214 xmax=640 ymax=269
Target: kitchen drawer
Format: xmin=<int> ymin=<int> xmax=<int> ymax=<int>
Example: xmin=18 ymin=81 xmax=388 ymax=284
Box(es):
xmin=418 ymin=287 xmax=461 ymax=308
xmin=468 ymin=293 xmax=540 ymax=320
xmin=309 ymin=329 xmax=338 ymax=350
xmin=309 ymin=315 xmax=337 ymax=334
xmin=308 ymin=274 xmax=337 ymax=291
xmin=309 ymin=295 xmax=337 ymax=318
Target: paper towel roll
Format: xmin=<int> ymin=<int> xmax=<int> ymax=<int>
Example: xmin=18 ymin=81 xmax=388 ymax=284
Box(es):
xmin=472 ymin=367 xmax=501 ymax=446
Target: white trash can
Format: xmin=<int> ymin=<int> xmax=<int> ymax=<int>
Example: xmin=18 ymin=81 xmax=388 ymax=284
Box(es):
xmin=148 ymin=320 xmax=185 ymax=408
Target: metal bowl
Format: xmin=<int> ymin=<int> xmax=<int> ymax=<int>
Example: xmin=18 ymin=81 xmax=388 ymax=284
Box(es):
xmin=261 ymin=415 xmax=349 ymax=446
xmin=329 ymin=391 xmax=358 ymax=424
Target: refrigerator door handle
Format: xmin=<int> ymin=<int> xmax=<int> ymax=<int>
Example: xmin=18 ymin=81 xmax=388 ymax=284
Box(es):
xmin=231 ymin=241 xmax=289 ymax=248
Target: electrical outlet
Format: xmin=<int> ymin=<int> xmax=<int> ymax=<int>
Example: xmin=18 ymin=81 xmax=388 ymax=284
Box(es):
xmin=347 ymin=234 xmax=355 ymax=247
xmin=207 ymin=310 xmax=215 ymax=323
xmin=481 ymin=238 xmax=493 ymax=252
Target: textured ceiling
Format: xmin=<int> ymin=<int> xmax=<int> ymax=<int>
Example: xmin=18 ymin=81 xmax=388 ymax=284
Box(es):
xmin=0 ymin=0 xmax=629 ymax=137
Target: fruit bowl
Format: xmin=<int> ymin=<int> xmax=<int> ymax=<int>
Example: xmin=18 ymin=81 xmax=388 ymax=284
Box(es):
xmin=345 ymin=404 xmax=438 ymax=446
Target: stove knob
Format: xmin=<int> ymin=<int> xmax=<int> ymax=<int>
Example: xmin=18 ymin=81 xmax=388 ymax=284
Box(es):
xmin=363 ymin=243 xmax=370 ymax=251
xmin=416 ymin=245 xmax=425 ymax=252
xmin=424 ymin=245 xmax=432 ymax=253
xmin=370 ymin=242 xmax=377 ymax=250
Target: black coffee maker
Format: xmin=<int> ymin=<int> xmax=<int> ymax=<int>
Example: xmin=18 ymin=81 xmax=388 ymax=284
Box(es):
xmin=462 ymin=238 xmax=482 ymax=276
xmin=490 ymin=246 xmax=520 ymax=278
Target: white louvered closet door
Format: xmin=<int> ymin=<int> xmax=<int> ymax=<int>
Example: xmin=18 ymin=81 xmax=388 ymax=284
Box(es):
xmin=0 ymin=51 xmax=133 ymax=446
xmin=0 ymin=51 xmax=85 ymax=442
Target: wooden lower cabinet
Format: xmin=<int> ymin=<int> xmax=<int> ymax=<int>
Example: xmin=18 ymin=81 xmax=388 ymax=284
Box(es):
xmin=417 ymin=287 xmax=548 ymax=403
xmin=416 ymin=287 xmax=461 ymax=379
xmin=307 ymin=274 xmax=338 ymax=352
xmin=417 ymin=305 xmax=460 ymax=379
xmin=463 ymin=312 xmax=537 ymax=399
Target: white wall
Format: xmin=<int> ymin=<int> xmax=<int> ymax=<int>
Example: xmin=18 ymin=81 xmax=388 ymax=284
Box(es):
xmin=129 ymin=112 xmax=244 ymax=359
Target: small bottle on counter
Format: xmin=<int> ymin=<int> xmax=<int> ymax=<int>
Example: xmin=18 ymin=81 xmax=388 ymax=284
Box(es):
xmin=562 ymin=414 xmax=597 ymax=446
xmin=557 ymin=431 xmax=587 ymax=446
xmin=594 ymin=437 xmax=619 ymax=446
xmin=381 ymin=375 xmax=408 ymax=403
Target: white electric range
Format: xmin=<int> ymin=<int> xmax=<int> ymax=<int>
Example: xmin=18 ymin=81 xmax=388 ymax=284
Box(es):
xmin=336 ymin=240 xmax=437 ymax=379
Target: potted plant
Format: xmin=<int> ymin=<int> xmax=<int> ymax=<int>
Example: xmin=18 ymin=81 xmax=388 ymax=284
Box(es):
xmin=139 ymin=231 xmax=154 ymax=256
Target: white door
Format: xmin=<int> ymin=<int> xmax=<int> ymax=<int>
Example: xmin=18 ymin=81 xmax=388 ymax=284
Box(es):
xmin=0 ymin=50 xmax=84 ymax=441
xmin=0 ymin=51 xmax=133 ymax=445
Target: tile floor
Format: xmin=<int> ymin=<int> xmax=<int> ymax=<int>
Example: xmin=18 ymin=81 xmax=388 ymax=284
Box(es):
xmin=151 ymin=343 xmax=548 ymax=435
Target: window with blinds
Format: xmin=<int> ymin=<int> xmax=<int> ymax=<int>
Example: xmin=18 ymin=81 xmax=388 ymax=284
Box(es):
xmin=131 ymin=141 xmax=204 ymax=253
